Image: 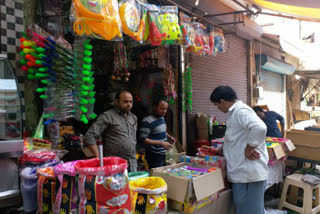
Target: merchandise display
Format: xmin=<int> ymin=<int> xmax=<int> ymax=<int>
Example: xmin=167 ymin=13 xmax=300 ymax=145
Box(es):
xmin=19 ymin=29 xmax=96 ymax=124
xmin=75 ymin=157 xmax=132 ymax=214
xmin=130 ymin=177 xmax=167 ymax=214
xmin=72 ymin=0 xmax=122 ymax=40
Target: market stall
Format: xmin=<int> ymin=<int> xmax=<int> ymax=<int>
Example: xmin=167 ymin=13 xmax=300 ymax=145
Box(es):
xmin=8 ymin=0 xmax=234 ymax=213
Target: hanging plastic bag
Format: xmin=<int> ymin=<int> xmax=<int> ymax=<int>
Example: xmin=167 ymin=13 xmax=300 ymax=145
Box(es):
xmin=119 ymin=0 xmax=146 ymax=42
xmin=192 ymin=22 xmax=206 ymax=55
xmin=72 ymin=0 xmax=123 ymax=41
xmin=179 ymin=12 xmax=195 ymax=48
xmin=214 ymin=28 xmax=226 ymax=53
xmin=143 ymin=4 xmax=166 ymax=46
xmin=158 ymin=6 xmax=182 ymax=45
xmin=75 ymin=157 xmax=132 ymax=214
xmin=130 ymin=177 xmax=167 ymax=214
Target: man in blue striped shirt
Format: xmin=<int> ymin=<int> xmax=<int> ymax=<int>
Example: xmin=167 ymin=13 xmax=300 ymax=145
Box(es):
xmin=139 ymin=99 xmax=176 ymax=169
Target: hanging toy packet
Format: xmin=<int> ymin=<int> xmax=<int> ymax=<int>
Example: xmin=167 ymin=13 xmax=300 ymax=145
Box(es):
xmin=141 ymin=3 xmax=166 ymax=46
xmin=214 ymin=28 xmax=226 ymax=53
xmin=71 ymin=0 xmax=123 ymax=41
xmin=158 ymin=6 xmax=182 ymax=45
xmin=179 ymin=12 xmax=195 ymax=48
xmin=119 ymin=0 xmax=146 ymax=43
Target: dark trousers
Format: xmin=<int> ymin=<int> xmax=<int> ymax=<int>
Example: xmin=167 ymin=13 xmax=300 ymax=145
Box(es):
xmin=146 ymin=152 xmax=166 ymax=169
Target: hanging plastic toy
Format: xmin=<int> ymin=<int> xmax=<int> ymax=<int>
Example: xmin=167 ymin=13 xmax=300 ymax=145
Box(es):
xmin=158 ymin=6 xmax=182 ymax=45
xmin=119 ymin=0 xmax=146 ymax=42
xmin=72 ymin=0 xmax=122 ymax=41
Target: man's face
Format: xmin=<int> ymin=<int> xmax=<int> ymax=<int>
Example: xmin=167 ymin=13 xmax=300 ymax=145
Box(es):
xmin=213 ymin=100 xmax=229 ymax=113
xmin=116 ymin=92 xmax=133 ymax=113
xmin=256 ymin=111 xmax=265 ymax=120
xmin=154 ymin=101 xmax=168 ymax=117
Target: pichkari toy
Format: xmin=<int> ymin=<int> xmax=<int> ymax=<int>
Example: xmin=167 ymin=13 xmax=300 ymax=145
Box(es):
xmin=214 ymin=28 xmax=226 ymax=53
xmin=19 ymin=28 xmax=96 ymax=124
xmin=119 ymin=0 xmax=146 ymax=42
xmin=158 ymin=6 xmax=182 ymax=45
xmin=179 ymin=12 xmax=194 ymax=47
xmin=72 ymin=0 xmax=122 ymax=41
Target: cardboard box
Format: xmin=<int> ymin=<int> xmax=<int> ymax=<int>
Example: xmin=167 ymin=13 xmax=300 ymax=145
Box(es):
xmin=267 ymin=143 xmax=286 ymax=161
xmin=265 ymin=137 xmax=296 ymax=152
xmin=286 ymin=129 xmax=320 ymax=161
xmin=197 ymin=128 xmax=208 ymax=140
xmin=152 ymin=163 xmax=225 ymax=203
xmin=196 ymin=115 xmax=208 ymax=129
xmin=168 ymin=189 xmax=235 ymax=214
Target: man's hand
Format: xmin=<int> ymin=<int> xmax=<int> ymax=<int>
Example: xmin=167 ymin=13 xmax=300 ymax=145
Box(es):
xmin=167 ymin=134 xmax=176 ymax=144
xmin=161 ymin=141 xmax=172 ymax=150
xmin=245 ymin=144 xmax=260 ymax=160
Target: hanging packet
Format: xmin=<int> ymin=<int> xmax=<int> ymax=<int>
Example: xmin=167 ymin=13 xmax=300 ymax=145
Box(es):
xmin=71 ymin=0 xmax=123 ymax=41
xmin=179 ymin=12 xmax=195 ymax=48
xmin=158 ymin=6 xmax=182 ymax=45
xmin=119 ymin=0 xmax=146 ymax=42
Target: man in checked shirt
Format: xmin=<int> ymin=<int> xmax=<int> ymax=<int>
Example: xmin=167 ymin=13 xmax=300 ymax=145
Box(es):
xmin=83 ymin=90 xmax=138 ymax=172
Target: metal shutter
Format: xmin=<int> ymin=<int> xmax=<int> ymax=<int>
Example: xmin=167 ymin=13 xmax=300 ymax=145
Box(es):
xmin=191 ymin=35 xmax=248 ymax=122
xmin=258 ymin=70 xmax=286 ymax=120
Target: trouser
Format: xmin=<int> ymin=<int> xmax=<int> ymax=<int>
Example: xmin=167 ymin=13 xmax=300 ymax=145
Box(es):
xmin=232 ymin=180 xmax=266 ymax=214
xmin=146 ymin=152 xmax=166 ymax=169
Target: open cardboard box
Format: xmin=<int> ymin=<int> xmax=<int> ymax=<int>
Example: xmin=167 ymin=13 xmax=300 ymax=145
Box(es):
xmin=265 ymin=137 xmax=296 ymax=162
xmin=286 ymin=129 xmax=320 ymax=161
xmin=152 ymin=162 xmax=225 ymax=203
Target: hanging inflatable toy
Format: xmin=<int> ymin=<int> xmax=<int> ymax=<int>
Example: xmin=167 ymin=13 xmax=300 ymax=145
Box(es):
xmin=159 ymin=13 xmax=182 ymax=44
xmin=72 ymin=0 xmax=122 ymax=41
xmin=119 ymin=1 xmax=146 ymax=42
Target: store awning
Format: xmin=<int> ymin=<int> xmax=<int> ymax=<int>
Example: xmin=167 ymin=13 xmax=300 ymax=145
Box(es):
xmin=251 ymin=0 xmax=320 ymax=20
xmin=255 ymin=54 xmax=295 ymax=75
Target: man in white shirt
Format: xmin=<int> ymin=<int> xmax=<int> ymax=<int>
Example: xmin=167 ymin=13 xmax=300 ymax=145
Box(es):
xmin=210 ymin=86 xmax=268 ymax=214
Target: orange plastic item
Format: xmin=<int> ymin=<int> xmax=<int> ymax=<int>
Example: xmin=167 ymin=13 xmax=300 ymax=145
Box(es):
xmin=73 ymin=0 xmax=122 ymax=40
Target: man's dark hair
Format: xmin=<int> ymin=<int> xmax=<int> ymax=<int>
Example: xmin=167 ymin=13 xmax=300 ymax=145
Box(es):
xmin=253 ymin=106 xmax=264 ymax=113
xmin=115 ymin=90 xmax=132 ymax=100
xmin=210 ymin=86 xmax=238 ymax=103
xmin=152 ymin=98 xmax=168 ymax=107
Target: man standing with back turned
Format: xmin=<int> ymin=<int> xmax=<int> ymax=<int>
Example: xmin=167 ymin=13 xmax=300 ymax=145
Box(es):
xmin=210 ymin=86 xmax=268 ymax=214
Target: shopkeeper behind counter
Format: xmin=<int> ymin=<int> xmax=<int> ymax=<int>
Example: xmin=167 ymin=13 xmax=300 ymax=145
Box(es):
xmin=83 ymin=90 xmax=138 ymax=172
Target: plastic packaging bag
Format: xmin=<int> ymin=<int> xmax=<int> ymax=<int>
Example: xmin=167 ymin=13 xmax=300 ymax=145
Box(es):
xmin=179 ymin=12 xmax=195 ymax=47
xmin=75 ymin=157 xmax=131 ymax=214
xmin=158 ymin=6 xmax=182 ymax=45
xmin=214 ymin=28 xmax=226 ymax=53
xmin=130 ymin=177 xmax=167 ymax=213
xmin=72 ymin=0 xmax=123 ymax=40
xmin=166 ymin=143 xmax=178 ymax=165
xmin=128 ymin=171 xmax=149 ymax=181
xmin=119 ymin=0 xmax=146 ymax=42
xmin=144 ymin=4 xmax=166 ymax=46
